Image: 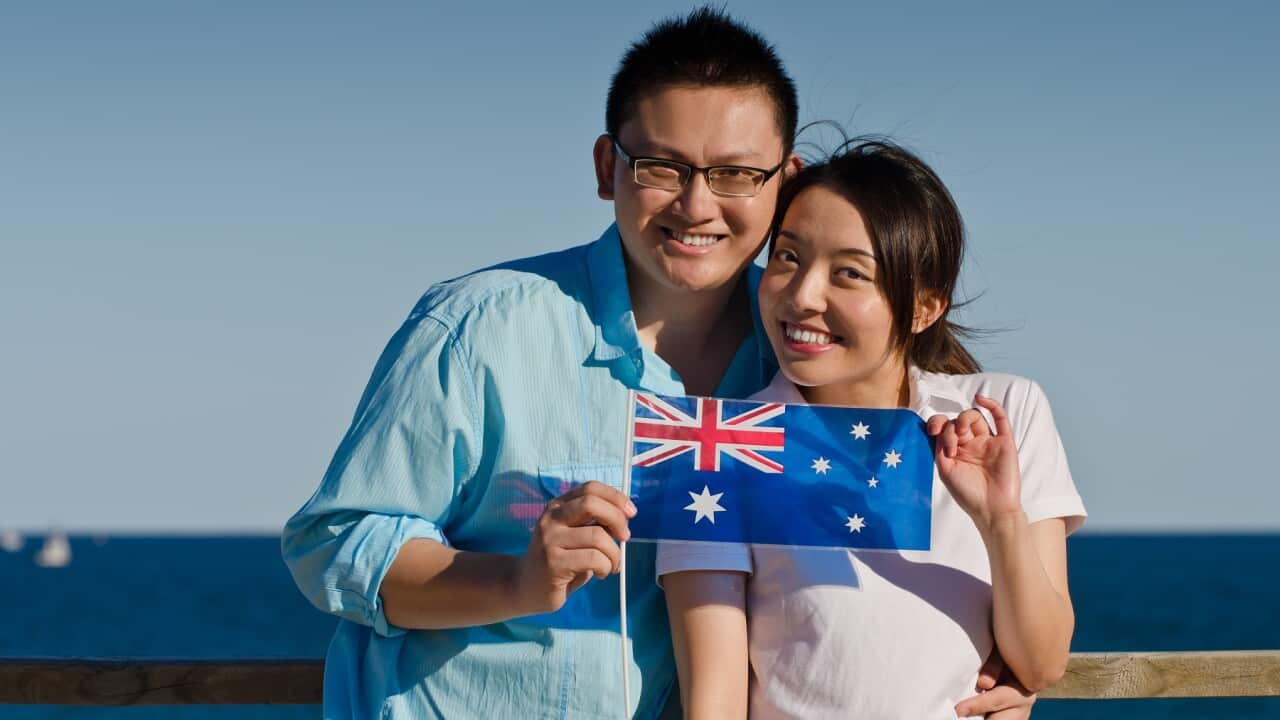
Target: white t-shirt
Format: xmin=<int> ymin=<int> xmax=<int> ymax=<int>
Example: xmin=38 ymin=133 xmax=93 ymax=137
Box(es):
xmin=656 ymin=368 xmax=1086 ymax=720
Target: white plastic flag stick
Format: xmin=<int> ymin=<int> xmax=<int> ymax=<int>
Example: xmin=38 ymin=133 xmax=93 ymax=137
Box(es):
xmin=619 ymin=540 xmax=630 ymax=718
xmin=619 ymin=390 xmax=636 ymax=718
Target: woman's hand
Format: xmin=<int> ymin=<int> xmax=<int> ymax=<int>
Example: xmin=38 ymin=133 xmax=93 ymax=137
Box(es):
xmin=927 ymin=395 xmax=1023 ymax=532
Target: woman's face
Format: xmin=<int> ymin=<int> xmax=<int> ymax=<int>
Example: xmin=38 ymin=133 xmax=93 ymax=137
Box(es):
xmin=758 ymin=185 xmax=907 ymax=408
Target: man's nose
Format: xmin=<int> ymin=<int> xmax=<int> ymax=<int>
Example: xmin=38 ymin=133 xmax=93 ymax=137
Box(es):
xmin=670 ymin=172 xmax=719 ymax=224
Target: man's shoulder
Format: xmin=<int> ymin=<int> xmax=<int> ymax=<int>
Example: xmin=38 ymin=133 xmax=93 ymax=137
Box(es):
xmin=413 ymin=243 xmax=593 ymax=330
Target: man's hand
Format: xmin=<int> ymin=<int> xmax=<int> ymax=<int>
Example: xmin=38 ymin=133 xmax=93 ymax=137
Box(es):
xmin=955 ymin=650 xmax=1037 ymax=719
xmin=513 ymin=481 xmax=636 ymax=614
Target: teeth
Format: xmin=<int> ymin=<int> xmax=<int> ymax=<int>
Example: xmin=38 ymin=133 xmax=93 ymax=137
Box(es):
xmin=672 ymin=230 xmax=722 ymax=247
xmin=785 ymin=324 xmax=834 ymax=345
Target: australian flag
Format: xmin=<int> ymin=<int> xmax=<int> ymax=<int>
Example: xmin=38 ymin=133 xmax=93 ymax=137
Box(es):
xmin=626 ymin=392 xmax=933 ymax=550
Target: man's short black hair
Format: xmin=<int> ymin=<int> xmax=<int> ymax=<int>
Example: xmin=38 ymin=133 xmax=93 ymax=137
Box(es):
xmin=606 ymin=7 xmax=798 ymax=153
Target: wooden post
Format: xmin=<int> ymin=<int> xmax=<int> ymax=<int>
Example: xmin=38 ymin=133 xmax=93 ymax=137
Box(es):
xmin=0 ymin=659 xmax=323 ymax=705
xmin=1042 ymin=651 xmax=1280 ymax=699
xmin=3 ymin=651 xmax=1280 ymax=705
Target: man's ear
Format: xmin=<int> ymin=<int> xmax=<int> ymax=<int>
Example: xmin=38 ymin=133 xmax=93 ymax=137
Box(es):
xmin=912 ymin=291 xmax=948 ymax=335
xmin=593 ymin=134 xmax=615 ymax=200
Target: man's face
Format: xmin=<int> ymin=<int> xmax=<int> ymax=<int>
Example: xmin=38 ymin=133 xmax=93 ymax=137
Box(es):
xmin=595 ymin=85 xmax=792 ymax=300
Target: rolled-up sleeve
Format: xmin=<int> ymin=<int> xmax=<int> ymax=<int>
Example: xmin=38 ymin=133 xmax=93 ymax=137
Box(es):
xmin=655 ymin=540 xmax=753 ymax=585
xmin=282 ymin=306 xmax=481 ymax=637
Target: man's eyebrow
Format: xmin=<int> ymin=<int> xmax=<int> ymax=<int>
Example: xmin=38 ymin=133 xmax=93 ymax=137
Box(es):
xmin=776 ymin=230 xmax=877 ymax=260
xmin=635 ymin=142 xmax=768 ymax=166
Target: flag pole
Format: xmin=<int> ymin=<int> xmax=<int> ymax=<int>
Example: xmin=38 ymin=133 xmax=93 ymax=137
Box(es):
xmin=619 ymin=389 xmax=636 ymax=719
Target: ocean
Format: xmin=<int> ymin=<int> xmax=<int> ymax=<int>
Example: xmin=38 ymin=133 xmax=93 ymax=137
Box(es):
xmin=2 ymin=534 xmax=1278 ymax=719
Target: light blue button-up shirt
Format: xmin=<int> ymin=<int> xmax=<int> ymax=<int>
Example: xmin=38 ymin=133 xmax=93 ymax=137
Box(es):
xmin=283 ymin=226 xmax=776 ymax=720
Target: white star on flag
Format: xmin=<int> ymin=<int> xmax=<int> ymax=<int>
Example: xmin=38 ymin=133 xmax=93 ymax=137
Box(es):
xmin=684 ymin=485 xmax=726 ymax=524
xmin=811 ymin=456 xmax=832 ymax=474
xmin=883 ymin=449 xmax=902 ymax=468
xmin=850 ymin=421 xmax=871 ymax=440
xmin=867 ymin=476 xmax=878 ymax=488
xmin=845 ymin=514 xmax=866 ymax=533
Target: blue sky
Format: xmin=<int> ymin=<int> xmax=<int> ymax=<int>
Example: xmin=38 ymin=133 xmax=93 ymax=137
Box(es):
xmin=2 ymin=2 xmax=1277 ymax=532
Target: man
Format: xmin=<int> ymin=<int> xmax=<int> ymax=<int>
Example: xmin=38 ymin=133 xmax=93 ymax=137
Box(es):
xmin=283 ymin=8 xmax=1034 ymax=719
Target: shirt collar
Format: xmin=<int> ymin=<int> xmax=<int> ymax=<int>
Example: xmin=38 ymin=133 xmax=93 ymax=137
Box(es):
xmin=585 ymin=224 xmax=776 ymax=370
xmin=908 ymin=366 xmax=971 ymax=417
xmin=586 ymin=224 xmax=641 ymax=362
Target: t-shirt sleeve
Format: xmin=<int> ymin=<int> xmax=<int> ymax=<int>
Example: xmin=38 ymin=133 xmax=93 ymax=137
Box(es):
xmin=1010 ymin=379 xmax=1087 ymax=534
xmin=281 ymin=303 xmax=482 ymax=637
xmin=655 ymin=540 xmax=754 ymax=584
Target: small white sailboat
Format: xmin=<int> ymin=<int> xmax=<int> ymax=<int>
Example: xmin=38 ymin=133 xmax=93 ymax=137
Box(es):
xmin=0 ymin=530 xmax=22 ymax=553
xmin=34 ymin=532 xmax=72 ymax=568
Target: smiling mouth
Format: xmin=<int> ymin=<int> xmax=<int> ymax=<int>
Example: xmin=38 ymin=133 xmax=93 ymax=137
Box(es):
xmin=662 ymin=226 xmax=726 ymax=247
xmin=783 ymin=322 xmax=841 ymax=346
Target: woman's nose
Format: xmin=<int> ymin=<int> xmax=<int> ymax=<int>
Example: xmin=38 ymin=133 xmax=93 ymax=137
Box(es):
xmin=787 ymin=270 xmax=827 ymax=313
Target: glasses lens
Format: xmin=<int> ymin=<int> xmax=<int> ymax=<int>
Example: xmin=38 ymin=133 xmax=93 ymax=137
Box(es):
xmin=708 ymin=167 xmax=765 ymax=197
xmin=634 ymin=160 xmax=687 ymax=190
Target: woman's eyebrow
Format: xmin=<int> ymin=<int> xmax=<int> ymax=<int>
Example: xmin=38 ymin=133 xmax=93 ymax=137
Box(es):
xmin=773 ymin=228 xmax=875 ymax=258
xmin=835 ymin=247 xmax=877 ymax=261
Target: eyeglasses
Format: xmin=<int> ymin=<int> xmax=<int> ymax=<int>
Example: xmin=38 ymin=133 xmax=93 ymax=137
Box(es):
xmin=611 ymin=137 xmax=784 ymax=198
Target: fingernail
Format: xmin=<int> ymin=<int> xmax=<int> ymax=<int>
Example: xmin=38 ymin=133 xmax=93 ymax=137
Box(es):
xmin=626 ymin=501 xmax=638 ymax=516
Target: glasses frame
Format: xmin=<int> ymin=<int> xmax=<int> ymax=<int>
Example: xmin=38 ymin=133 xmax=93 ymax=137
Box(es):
xmin=610 ymin=137 xmax=784 ymax=198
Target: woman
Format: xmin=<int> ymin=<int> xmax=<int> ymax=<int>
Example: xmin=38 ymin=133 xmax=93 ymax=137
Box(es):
xmin=657 ymin=140 xmax=1086 ymax=719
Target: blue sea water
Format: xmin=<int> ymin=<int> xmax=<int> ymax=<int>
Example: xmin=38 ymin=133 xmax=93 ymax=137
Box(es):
xmin=2 ymin=534 xmax=1278 ymax=719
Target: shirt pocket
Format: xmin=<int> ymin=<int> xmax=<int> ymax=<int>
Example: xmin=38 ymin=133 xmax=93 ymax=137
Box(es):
xmin=527 ymin=462 xmax=629 ymax=633
xmin=536 ymin=462 xmax=626 ymax=500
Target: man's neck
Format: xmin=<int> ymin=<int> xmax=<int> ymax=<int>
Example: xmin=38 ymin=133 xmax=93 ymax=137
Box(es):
xmin=629 ymin=270 xmax=752 ymax=397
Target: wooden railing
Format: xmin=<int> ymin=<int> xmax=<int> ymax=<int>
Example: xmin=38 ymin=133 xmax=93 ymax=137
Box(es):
xmin=2 ymin=651 xmax=1279 ymax=705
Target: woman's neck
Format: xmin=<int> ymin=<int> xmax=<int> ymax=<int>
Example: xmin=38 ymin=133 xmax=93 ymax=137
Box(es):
xmin=797 ymin=361 xmax=912 ymax=409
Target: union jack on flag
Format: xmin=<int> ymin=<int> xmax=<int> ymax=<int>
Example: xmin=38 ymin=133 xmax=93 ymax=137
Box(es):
xmin=625 ymin=391 xmax=934 ymax=550
xmin=632 ymin=394 xmax=786 ymax=474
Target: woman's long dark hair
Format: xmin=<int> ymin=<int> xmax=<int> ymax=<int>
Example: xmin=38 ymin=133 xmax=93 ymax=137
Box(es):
xmin=771 ymin=137 xmax=981 ymax=375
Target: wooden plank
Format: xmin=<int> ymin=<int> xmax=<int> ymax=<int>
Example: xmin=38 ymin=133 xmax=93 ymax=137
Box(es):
xmin=0 ymin=659 xmax=323 ymax=705
xmin=3 ymin=651 xmax=1280 ymax=704
xmin=1042 ymin=651 xmax=1280 ymax=699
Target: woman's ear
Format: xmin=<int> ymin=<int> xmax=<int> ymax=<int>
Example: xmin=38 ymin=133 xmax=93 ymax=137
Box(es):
xmin=782 ymin=152 xmax=804 ymax=181
xmin=593 ymin=134 xmax=616 ymax=200
xmin=912 ymin=292 xmax=948 ymax=334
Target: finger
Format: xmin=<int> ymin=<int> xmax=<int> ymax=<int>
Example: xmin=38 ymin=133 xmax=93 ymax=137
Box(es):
xmin=556 ymin=547 xmax=616 ymax=582
xmin=566 ymin=571 xmax=593 ymax=594
xmin=963 ymin=409 xmax=991 ymax=439
xmin=986 ymin=706 xmax=1033 ymax=720
xmin=975 ymin=395 xmax=1014 ymax=438
xmin=926 ymin=414 xmax=949 ymax=436
xmin=976 ymin=649 xmax=1005 ymax=691
xmin=549 ymin=494 xmax=632 ymax=541
xmin=954 ymin=685 xmax=1034 ymax=717
xmin=955 ymin=409 xmax=988 ymax=440
xmin=939 ymin=421 xmax=958 ymax=458
xmin=559 ymin=481 xmax=637 ymax=517
xmin=557 ymin=525 xmax=622 ymax=573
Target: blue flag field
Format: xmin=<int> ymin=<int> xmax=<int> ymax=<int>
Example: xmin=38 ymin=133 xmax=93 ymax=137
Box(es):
xmin=625 ymin=392 xmax=934 ymax=550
